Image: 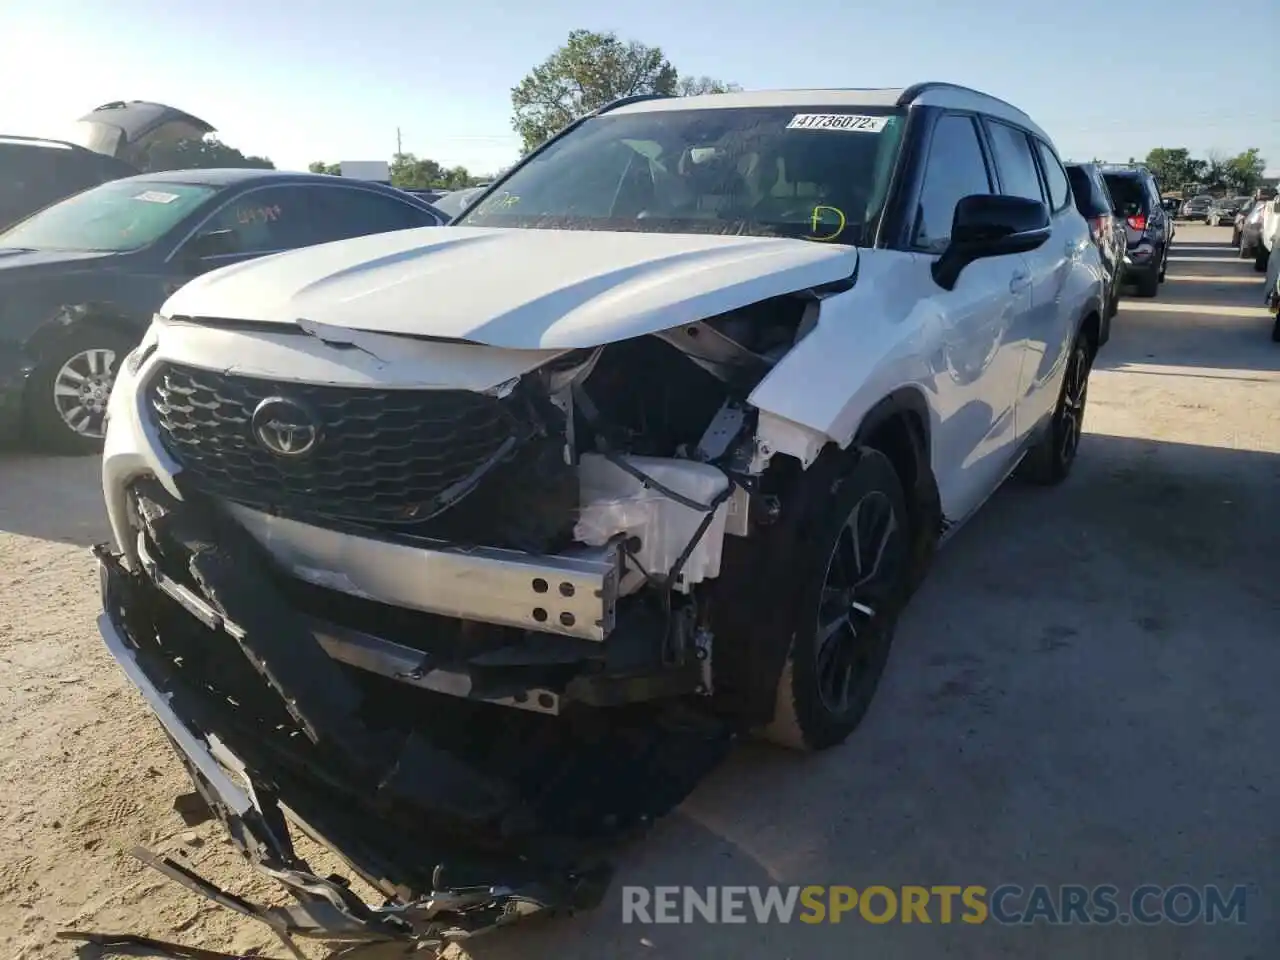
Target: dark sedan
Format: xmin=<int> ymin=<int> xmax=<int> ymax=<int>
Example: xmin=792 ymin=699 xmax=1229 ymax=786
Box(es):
xmin=0 ymin=169 xmax=445 ymax=453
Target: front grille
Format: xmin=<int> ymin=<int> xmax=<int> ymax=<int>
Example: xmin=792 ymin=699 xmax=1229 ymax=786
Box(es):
xmin=149 ymin=364 xmax=520 ymax=526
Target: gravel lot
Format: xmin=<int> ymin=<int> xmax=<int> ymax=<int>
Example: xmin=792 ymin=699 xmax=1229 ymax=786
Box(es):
xmin=0 ymin=225 xmax=1276 ymax=960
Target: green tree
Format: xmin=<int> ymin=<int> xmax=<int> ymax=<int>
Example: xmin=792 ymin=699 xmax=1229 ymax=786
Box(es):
xmin=306 ymin=157 xmax=485 ymax=190
xmin=389 ymin=152 xmax=444 ymax=189
xmin=676 ymin=75 xmax=743 ymax=97
xmin=510 ymin=30 xmax=737 ymax=153
xmin=141 ymin=136 xmax=273 ymax=172
xmin=1223 ymin=148 xmax=1266 ymax=194
xmin=1142 ymin=147 xmax=1205 ymax=192
xmin=1199 ymin=151 xmax=1230 ymax=192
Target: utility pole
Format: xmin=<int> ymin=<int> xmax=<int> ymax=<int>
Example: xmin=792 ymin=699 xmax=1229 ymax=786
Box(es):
xmin=396 ymin=127 xmax=402 ymax=157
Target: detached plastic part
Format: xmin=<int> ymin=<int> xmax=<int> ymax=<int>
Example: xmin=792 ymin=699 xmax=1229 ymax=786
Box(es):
xmin=574 ymin=454 xmax=731 ymax=592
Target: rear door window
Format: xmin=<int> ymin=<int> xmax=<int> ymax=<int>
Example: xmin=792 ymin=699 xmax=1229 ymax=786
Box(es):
xmin=984 ymin=122 xmax=1046 ymax=204
xmin=305 ymin=187 xmax=442 ymax=243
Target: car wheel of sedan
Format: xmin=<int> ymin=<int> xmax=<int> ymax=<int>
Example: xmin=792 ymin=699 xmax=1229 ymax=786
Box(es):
xmin=763 ymin=448 xmax=911 ymax=752
xmin=1017 ymin=332 xmax=1092 ymax=486
xmin=25 ymin=323 xmax=134 ymax=455
xmin=1272 ymin=315 xmax=1280 ymax=343
xmin=1255 ymin=248 xmax=1270 ymax=273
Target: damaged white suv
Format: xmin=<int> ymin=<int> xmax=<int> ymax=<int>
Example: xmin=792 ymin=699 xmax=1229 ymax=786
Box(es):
xmin=91 ymin=83 xmax=1104 ymax=951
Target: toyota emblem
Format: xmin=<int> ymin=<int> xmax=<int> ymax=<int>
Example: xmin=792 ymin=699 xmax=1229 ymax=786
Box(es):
xmin=250 ymin=396 xmax=320 ymax=457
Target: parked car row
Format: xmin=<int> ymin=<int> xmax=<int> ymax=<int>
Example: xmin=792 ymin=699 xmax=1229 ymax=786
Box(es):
xmin=1205 ymin=196 xmax=1253 ymax=226
xmin=1065 ymin=162 xmax=1172 ymax=300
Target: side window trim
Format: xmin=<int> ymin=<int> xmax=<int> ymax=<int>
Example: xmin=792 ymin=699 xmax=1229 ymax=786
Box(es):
xmin=1031 ymin=138 xmax=1072 ymax=214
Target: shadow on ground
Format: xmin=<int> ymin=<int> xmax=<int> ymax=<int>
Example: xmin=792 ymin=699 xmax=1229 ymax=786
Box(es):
xmin=438 ymin=434 xmax=1279 ymax=960
xmin=0 ymin=451 xmax=110 ymax=546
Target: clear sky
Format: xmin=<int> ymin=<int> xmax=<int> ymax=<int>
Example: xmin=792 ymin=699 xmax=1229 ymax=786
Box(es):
xmin=3 ymin=0 xmax=1276 ymax=177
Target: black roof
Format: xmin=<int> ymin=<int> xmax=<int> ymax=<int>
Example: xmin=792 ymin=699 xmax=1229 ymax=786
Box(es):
xmin=117 ymin=168 xmax=352 ymax=187
xmin=99 ymin=169 xmax=446 ymax=216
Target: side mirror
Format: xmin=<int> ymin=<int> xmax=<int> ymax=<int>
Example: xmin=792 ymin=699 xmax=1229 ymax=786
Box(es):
xmin=931 ymin=194 xmax=1051 ymax=290
xmin=183 ymin=228 xmax=239 ymax=265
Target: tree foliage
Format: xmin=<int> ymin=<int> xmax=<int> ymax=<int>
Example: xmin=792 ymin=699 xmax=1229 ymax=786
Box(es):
xmin=510 ymin=30 xmax=739 ymax=153
xmin=308 ymin=161 xmax=341 ymax=175
xmin=140 ymin=136 xmax=274 ymax=172
xmin=676 ymin=75 xmax=743 ymax=97
xmin=1143 ymin=146 xmax=1267 ymax=194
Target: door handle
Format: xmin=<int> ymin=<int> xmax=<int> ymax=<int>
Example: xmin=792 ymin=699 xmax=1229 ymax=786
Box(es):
xmin=1009 ymin=270 xmax=1030 ymax=293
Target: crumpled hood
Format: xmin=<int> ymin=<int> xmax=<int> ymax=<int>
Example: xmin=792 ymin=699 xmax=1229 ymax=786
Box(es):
xmin=161 ymin=226 xmax=857 ymax=349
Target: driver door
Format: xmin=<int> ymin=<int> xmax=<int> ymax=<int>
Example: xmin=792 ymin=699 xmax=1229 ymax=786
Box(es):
xmin=169 ymin=185 xmax=319 ymax=279
xmin=906 ymin=112 xmax=1031 ymax=523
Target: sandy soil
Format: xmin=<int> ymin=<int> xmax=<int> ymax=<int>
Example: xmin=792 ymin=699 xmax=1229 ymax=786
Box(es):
xmin=0 ymin=225 xmax=1276 ymax=959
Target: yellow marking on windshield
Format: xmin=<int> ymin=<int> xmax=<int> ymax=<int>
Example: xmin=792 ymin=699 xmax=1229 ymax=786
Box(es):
xmin=809 ymin=205 xmax=847 ymax=241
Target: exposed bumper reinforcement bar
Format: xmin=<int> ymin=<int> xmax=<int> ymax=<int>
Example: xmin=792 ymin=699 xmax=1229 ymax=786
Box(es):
xmin=226 ymin=503 xmax=621 ymax=641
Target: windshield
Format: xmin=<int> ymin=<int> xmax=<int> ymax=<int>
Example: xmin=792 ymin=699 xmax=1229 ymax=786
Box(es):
xmin=0 ymin=179 xmax=216 ymax=252
xmin=457 ymin=106 xmax=907 ymax=246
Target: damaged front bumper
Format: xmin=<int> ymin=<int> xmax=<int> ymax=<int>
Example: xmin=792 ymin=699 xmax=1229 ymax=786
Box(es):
xmin=83 ymin=486 xmax=732 ymax=951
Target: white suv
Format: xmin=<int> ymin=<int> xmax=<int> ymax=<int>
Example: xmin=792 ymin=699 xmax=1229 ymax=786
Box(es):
xmin=93 ymin=83 xmax=1105 ymax=946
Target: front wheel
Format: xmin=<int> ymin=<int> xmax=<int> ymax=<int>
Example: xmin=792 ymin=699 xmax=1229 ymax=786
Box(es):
xmin=24 ymin=323 xmax=135 ymax=455
xmin=1255 ymin=248 xmax=1270 ymax=273
xmin=1017 ymin=333 xmax=1092 ymax=486
xmin=763 ymin=449 xmax=911 ymax=752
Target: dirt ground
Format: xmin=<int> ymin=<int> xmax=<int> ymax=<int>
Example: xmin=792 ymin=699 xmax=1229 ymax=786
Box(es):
xmin=1 ymin=225 xmax=1276 ymax=960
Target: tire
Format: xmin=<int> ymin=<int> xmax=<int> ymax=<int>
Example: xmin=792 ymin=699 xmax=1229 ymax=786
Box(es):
xmin=1232 ymin=230 xmax=1241 ymax=248
xmin=24 ymin=322 xmax=135 ymax=455
xmin=1017 ymin=332 xmax=1092 ymax=486
xmin=1238 ymin=242 xmax=1251 ymax=260
xmin=1255 ymin=248 xmax=1270 ymax=273
xmin=763 ymin=448 xmax=911 ymax=752
xmin=1272 ymin=315 xmax=1280 ymax=344
xmin=1158 ymin=247 xmax=1167 ymax=283
xmin=1134 ymin=264 xmax=1160 ymax=297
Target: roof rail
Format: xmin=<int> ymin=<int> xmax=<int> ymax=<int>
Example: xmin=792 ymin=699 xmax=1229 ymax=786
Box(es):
xmin=0 ymin=133 xmax=81 ymax=150
xmin=896 ymin=81 xmax=1027 ymax=118
xmin=592 ymin=93 xmax=674 ymax=117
